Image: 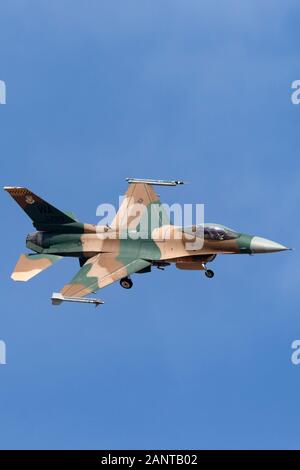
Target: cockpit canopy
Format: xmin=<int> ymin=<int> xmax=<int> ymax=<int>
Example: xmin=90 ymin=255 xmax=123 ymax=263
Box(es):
xmin=184 ymin=224 xmax=239 ymax=241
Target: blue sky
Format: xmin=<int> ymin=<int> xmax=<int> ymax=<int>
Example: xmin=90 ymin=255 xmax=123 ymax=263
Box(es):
xmin=0 ymin=0 xmax=299 ymax=449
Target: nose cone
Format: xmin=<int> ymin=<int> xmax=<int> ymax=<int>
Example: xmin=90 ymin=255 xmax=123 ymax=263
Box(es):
xmin=250 ymin=236 xmax=289 ymax=254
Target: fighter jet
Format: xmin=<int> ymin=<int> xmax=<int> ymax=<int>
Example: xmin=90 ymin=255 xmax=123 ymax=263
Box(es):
xmin=4 ymin=178 xmax=289 ymax=306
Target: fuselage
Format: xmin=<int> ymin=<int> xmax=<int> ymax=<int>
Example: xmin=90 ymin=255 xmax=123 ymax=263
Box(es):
xmin=26 ymin=223 xmax=288 ymax=268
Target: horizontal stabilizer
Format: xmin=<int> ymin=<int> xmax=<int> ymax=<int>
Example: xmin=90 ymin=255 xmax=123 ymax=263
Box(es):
xmin=11 ymin=253 xmax=62 ymax=282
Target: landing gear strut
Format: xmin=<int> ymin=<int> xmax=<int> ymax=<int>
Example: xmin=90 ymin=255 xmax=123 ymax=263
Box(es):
xmin=202 ymin=263 xmax=215 ymax=279
xmin=120 ymin=277 xmax=133 ymax=289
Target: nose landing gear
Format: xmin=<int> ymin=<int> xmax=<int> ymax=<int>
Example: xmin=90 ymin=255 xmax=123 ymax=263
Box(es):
xmin=205 ymin=269 xmax=214 ymax=278
xmin=202 ymin=263 xmax=215 ymax=279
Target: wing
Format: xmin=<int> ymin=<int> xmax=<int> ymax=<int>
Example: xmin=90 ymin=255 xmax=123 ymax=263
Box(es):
xmin=60 ymin=253 xmax=151 ymax=298
xmin=111 ymin=181 xmax=170 ymax=231
xmin=11 ymin=253 xmax=62 ymax=281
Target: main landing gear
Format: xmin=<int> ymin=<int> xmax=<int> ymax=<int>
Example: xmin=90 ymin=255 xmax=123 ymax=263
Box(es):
xmin=120 ymin=277 xmax=133 ymax=289
xmin=202 ymin=263 xmax=215 ymax=279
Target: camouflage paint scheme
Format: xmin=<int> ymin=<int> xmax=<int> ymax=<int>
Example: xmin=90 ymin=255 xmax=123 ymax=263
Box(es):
xmin=4 ymin=182 xmax=289 ymax=302
xmin=11 ymin=253 xmax=62 ymax=281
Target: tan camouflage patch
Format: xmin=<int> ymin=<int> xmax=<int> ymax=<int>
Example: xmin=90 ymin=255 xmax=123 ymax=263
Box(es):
xmin=111 ymin=183 xmax=160 ymax=230
xmin=11 ymin=254 xmax=62 ymax=281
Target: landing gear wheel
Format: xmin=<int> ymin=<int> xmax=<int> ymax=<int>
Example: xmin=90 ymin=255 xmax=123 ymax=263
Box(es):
xmin=205 ymin=269 xmax=214 ymax=279
xmin=120 ymin=278 xmax=133 ymax=289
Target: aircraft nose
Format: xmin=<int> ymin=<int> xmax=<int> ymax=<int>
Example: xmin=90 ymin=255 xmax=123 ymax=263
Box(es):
xmin=250 ymin=236 xmax=289 ymax=254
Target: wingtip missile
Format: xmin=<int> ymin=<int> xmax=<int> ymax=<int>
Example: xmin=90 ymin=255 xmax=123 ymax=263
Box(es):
xmin=51 ymin=293 xmax=104 ymax=307
xmin=126 ymin=177 xmax=188 ymax=186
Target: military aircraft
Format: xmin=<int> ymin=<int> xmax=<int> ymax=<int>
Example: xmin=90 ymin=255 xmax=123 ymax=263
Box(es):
xmin=4 ymin=178 xmax=289 ymax=306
